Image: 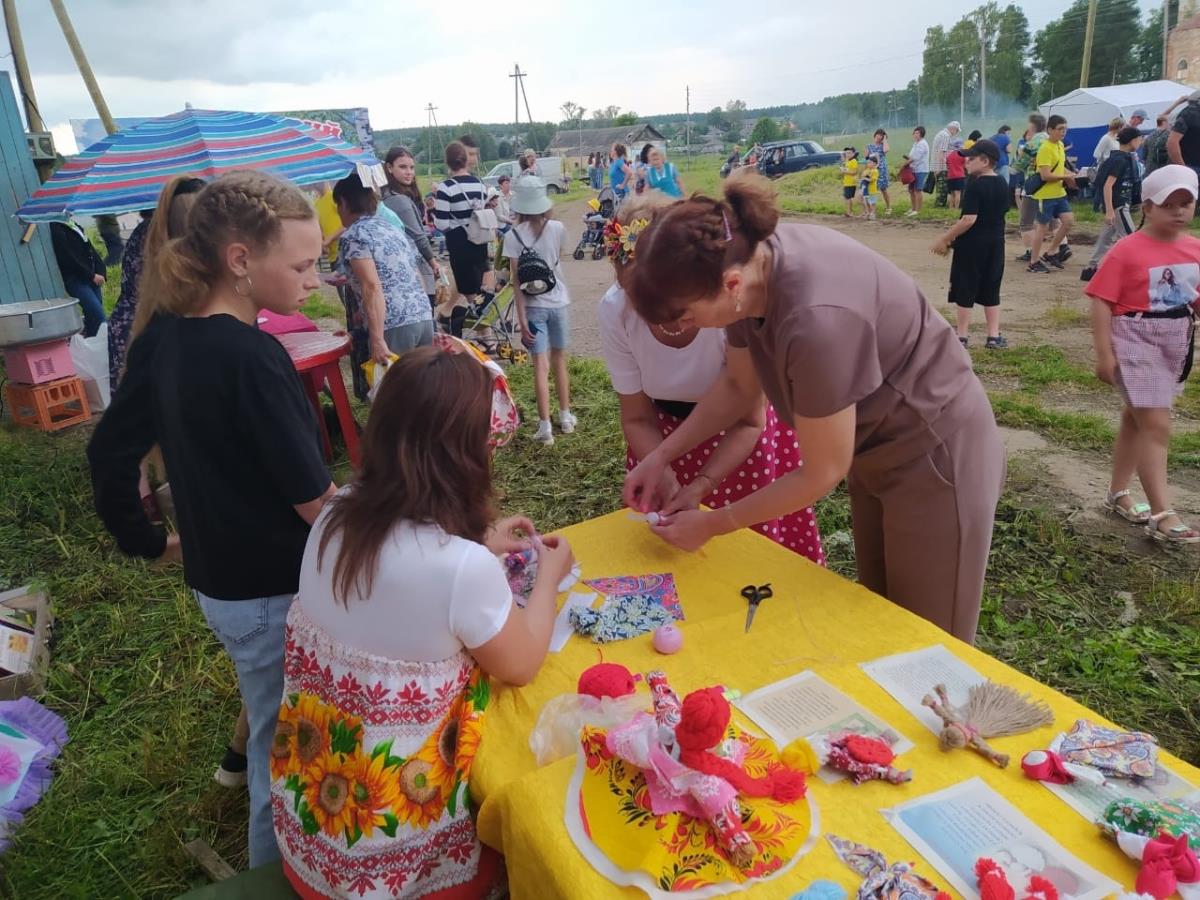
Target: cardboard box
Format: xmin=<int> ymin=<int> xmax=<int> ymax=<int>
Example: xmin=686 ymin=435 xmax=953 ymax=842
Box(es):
xmin=0 ymin=586 xmax=52 ymax=700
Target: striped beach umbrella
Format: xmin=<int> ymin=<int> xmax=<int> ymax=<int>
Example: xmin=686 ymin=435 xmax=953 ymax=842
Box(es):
xmin=16 ymin=108 xmax=384 ymax=222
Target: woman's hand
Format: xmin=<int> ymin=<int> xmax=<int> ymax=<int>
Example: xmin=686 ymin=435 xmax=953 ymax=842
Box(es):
xmin=431 ymin=259 xmax=442 ymax=279
xmin=371 ymin=336 xmax=391 ymax=365
xmin=624 ymin=450 xmax=669 ymax=513
xmin=485 ymin=516 xmax=536 ymax=555
xmin=649 ymin=509 xmax=721 ymax=552
xmin=1095 ymin=353 xmax=1117 ymax=385
xmin=1105 ymin=208 xmax=1116 ymax=225
xmin=661 ymin=477 xmax=710 ymax=516
xmin=93 ymin=273 xmax=106 ymax=286
xmin=534 ymin=534 xmax=574 ymax=588
xmin=930 ymin=237 xmax=951 ymax=256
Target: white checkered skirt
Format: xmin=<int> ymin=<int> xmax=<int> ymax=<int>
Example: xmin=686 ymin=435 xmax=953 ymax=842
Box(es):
xmin=1111 ymin=314 xmax=1193 ymax=408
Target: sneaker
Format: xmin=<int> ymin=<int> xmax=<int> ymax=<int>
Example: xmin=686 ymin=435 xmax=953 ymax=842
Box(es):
xmin=985 ymin=335 xmax=1009 ymax=350
xmin=214 ymin=746 xmax=248 ymax=789
xmin=534 ymin=420 xmax=555 ymax=445
xmin=1028 ymin=260 xmax=1051 ymax=274
xmin=1057 ymin=244 xmax=1073 ymax=262
xmin=1015 ymin=250 xmax=1031 ymax=262
xmin=558 ymin=410 xmax=577 ymax=434
xmin=1080 ymin=266 xmax=1096 ymax=282
xmin=959 ymin=336 xmax=969 ymax=348
xmin=1041 ymin=253 xmax=1064 ymax=270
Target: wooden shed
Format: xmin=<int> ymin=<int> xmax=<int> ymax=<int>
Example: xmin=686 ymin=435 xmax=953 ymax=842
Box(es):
xmin=0 ymin=73 xmax=65 ymax=305
xmin=547 ymin=124 xmax=667 ymax=171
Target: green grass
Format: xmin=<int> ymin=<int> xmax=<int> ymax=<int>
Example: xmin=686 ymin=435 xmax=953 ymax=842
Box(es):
xmin=1 ymin=356 xmax=1198 ymax=897
xmin=970 ymin=344 xmax=1099 ymax=393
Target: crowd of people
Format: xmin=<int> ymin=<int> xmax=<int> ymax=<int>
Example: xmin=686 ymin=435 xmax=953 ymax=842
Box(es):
xmin=72 ymin=92 xmax=1200 ymax=896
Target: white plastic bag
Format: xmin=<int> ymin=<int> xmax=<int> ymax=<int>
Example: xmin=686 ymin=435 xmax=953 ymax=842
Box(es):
xmin=529 ymin=692 xmax=647 ymax=766
xmin=69 ymin=323 xmax=110 ymax=411
xmin=361 ymin=354 xmax=397 ymax=403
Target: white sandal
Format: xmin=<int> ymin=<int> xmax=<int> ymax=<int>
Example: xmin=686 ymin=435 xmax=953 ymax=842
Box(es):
xmin=1104 ymin=489 xmax=1151 ymax=524
xmin=1145 ymin=510 xmax=1200 ymax=544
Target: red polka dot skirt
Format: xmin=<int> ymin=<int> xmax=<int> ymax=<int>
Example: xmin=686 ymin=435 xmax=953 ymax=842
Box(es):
xmin=626 ymin=406 xmax=825 ymax=565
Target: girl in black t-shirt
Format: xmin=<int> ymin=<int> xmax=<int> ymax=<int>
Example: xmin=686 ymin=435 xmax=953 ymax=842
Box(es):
xmin=88 ymin=170 xmax=336 ymax=868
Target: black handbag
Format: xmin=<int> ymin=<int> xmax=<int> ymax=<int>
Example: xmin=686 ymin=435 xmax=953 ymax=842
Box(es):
xmin=511 ymin=227 xmax=557 ymax=296
xmin=922 ymin=172 xmax=935 ymax=194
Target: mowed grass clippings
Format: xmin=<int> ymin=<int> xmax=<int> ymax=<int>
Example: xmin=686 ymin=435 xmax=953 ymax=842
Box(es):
xmin=1 ymin=357 xmax=1199 ymax=897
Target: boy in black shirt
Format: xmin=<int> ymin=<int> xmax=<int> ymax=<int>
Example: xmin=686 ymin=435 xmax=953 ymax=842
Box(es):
xmin=1081 ymin=126 xmax=1143 ymax=282
xmin=931 ymin=139 xmax=1010 ymax=350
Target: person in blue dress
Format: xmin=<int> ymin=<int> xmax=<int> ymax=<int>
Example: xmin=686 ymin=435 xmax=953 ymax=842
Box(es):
xmin=645 ymin=146 xmax=685 ymax=198
xmin=609 ymin=143 xmax=634 ymax=202
xmin=866 ymin=129 xmax=892 ymax=215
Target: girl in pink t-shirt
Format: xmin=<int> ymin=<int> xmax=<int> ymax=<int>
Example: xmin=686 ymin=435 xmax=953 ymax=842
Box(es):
xmin=1086 ymin=164 xmax=1200 ymax=544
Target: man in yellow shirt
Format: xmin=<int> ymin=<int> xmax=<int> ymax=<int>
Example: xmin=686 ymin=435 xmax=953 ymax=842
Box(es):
xmin=1028 ymin=115 xmax=1076 ymax=274
xmin=840 ymin=148 xmax=860 ymax=217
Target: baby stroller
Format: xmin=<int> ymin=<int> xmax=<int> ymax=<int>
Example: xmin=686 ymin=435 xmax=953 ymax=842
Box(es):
xmin=573 ymin=187 xmax=616 ymax=260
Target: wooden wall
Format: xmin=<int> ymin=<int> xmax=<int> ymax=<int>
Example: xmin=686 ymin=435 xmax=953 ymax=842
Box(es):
xmin=0 ymin=72 xmax=65 ymax=304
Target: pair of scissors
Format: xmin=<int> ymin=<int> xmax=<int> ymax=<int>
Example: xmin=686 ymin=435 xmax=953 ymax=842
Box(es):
xmin=741 ymin=583 xmax=773 ymax=632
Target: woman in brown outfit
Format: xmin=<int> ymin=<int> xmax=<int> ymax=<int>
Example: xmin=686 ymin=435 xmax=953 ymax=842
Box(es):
xmin=622 ymin=172 xmax=1004 ymax=643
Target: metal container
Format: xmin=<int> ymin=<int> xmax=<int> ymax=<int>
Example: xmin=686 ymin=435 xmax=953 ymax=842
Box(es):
xmin=0 ymin=299 xmax=84 ymax=349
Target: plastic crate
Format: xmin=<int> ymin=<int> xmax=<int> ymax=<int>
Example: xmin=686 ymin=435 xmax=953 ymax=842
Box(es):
xmin=5 ymin=375 xmax=91 ymax=431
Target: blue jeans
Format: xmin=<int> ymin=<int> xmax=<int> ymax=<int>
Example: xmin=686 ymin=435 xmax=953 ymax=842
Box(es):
xmin=63 ymin=277 xmax=106 ymax=337
xmin=525 ymin=305 xmax=570 ymax=354
xmin=196 ymin=591 xmax=293 ymax=868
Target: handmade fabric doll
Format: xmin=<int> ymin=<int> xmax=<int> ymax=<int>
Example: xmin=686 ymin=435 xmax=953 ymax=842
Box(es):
xmin=817 ymin=732 xmax=912 ymax=785
xmin=827 ymin=834 xmax=952 ymax=900
xmin=922 ymin=682 xmax=1053 ymax=768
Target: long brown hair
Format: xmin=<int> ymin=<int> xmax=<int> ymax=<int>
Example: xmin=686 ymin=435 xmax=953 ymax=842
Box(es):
xmin=384 ymin=146 xmax=422 ymax=207
xmin=130 ymin=175 xmax=205 ymax=337
xmin=138 ymin=170 xmax=314 ymax=322
xmin=626 ymin=169 xmax=779 ymax=323
xmin=318 ymin=347 xmax=496 ymax=605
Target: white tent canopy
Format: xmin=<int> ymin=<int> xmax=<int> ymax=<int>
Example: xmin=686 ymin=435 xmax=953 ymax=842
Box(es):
xmin=1039 ymin=80 xmax=1191 ymax=127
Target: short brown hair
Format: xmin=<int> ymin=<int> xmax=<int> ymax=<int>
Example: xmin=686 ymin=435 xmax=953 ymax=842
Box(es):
xmin=458 ymin=134 xmax=479 ymax=150
xmin=626 ymin=169 xmax=779 ymax=323
xmin=445 ymin=140 xmax=469 ymax=171
xmin=332 ymin=172 xmax=379 ymax=216
xmin=318 ymin=347 xmax=496 ymax=605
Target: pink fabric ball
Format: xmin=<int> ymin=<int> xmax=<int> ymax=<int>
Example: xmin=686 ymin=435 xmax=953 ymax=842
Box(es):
xmin=653 ymin=624 xmax=683 ymax=654
xmin=0 ymin=745 xmax=21 ymax=785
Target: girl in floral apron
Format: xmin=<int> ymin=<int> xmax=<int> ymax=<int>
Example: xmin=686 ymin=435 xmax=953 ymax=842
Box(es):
xmin=272 ymin=339 xmax=574 ymax=898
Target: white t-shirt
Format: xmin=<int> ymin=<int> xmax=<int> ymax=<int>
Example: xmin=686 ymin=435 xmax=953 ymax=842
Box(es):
xmin=598 ymin=283 xmax=726 ymax=402
xmin=502 ymin=219 xmax=570 ymax=309
xmin=1093 ymin=132 xmax=1120 ymax=166
xmin=296 ymin=497 xmax=513 ymax=662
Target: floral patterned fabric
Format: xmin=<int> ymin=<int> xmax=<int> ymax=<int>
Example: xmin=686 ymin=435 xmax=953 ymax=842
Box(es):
xmin=1059 ymin=719 xmax=1159 ymax=779
xmin=570 ymin=594 xmax=677 ymax=643
xmin=107 ymin=218 xmax=148 ymax=386
xmin=271 ymin=603 xmax=489 ymax=899
xmin=1100 ymin=798 xmax=1200 ymax=850
xmin=565 ymin=723 xmax=817 ymax=896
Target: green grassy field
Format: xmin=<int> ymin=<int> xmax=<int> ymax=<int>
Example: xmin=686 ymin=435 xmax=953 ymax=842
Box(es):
xmin=1 ymin=348 xmax=1198 ymax=897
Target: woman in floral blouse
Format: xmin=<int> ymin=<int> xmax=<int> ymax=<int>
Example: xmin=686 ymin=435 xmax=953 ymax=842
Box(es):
xmin=272 ymin=342 xmax=573 ymax=898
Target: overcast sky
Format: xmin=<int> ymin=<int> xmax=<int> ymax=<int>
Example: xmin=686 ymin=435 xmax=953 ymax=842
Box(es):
xmin=0 ymin=0 xmax=1164 ymax=153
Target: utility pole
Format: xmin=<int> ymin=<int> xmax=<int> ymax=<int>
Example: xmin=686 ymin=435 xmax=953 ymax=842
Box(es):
xmin=2 ymin=0 xmax=45 ymax=133
xmin=959 ymin=64 xmax=965 ymax=125
xmin=917 ymin=77 xmax=922 ymax=125
xmin=1080 ymin=0 xmax=1098 ymax=88
xmin=425 ymin=103 xmax=438 ymax=178
xmin=50 ymin=0 xmax=116 ymax=134
xmin=510 ymin=64 xmax=537 ymax=149
xmin=1163 ymin=0 xmax=1171 ymax=79
xmin=685 ymin=85 xmax=691 ymax=171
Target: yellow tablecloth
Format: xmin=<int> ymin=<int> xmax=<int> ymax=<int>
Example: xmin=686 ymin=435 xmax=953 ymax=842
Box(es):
xmin=472 ymin=510 xmax=1199 ymax=899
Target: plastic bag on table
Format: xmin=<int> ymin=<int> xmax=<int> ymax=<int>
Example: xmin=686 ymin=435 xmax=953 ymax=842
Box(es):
xmin=361 ymin=353 xmax=398 ymax=403
xmin=69 ymin=323 xmax=110 ymax=411
xmin=529 ymin=692 xmax=647 ymax=766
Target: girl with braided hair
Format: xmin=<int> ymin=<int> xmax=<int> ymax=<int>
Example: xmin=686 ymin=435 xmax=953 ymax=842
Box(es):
xmin=88 ymin=170 xmax=337 ymax=867
xmin=622 ymin=170 xmax=1004 ymax=644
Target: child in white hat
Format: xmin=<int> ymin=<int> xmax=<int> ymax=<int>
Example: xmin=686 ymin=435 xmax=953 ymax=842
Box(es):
xmin=1087 ymin=164 xmax=1200 ymax=543
xmin=502 ymin=176 xmax=576 ymax=445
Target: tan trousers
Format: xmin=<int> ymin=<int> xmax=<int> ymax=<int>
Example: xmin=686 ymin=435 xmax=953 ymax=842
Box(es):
xmin=848 ymin=399 xmax=1005 ymax=645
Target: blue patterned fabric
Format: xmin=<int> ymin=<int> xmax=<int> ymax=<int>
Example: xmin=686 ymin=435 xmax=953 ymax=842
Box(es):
xmin=570 ymin=593 xmax=675 ymax=643
xmin=337 ymin=214 xmax=431 ymax=330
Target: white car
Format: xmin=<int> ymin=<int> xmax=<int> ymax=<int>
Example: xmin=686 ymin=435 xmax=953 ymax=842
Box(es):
xmin=483 ymin=157 xmax=569 ymax=193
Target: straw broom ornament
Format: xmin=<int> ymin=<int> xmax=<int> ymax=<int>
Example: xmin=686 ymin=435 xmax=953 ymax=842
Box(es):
xmin=922 ymin=683 xmax=1053 ymax=768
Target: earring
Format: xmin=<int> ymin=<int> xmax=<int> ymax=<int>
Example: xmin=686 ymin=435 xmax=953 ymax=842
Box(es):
xmin=734 ymin=292 xmax=743 ymax=312
xmin=234 ymin=274 xmax=253 ymax=298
